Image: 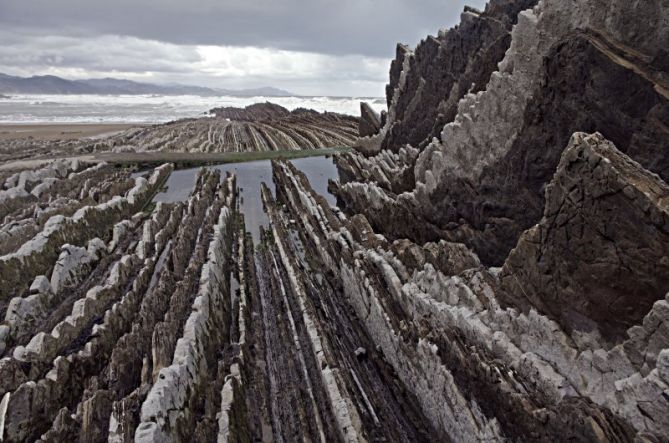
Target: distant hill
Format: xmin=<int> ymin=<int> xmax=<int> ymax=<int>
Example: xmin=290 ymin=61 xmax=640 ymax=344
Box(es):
xmin=0 ymin=73 xmax=294 ymax=97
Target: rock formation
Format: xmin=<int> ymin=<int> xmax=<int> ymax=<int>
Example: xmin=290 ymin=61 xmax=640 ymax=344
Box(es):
xmin=358 ymin=102 xmax=381 ymax=137
xmin=209 ymin=101 xmax=291 ymax=120
xmin=0 ymin=0 xmax=668 ymax=441
xmin=329 ymin=0 xmax=669 ymax=439
xmin=343 ymin=0 xmax=669 ymax=266
xmin=499 ymin=132 xmax=669 ymax=343
xmin=103 ymin=104 xmax=357 ymax=153
xmin=0 ymin=103 xmax=359 ymax=161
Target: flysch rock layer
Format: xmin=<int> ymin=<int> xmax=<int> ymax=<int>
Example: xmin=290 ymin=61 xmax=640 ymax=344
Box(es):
xmin=379 ymin=0 xmax=538 ymax=153
xmin=342 ymin=0 xmax=669 ymax=267
xmin=269 ymin=152 xmax=669 ymax=441
xmin=0 ymin=163 xmax=172 ymax=311
xmin=0 ymin=166 xmax=243 ymax=442
xmin=1 ymin=0 xmax=669 ymax=441
xmin=85 ymin=103 xmax=359 ymax=154
xmin=499 ymin=132 xmax=669 ymax=343
xmin=0 ymin=103 xmax=359 ymax=162
xmin=137 ymin=204 xmax=234 ymax=440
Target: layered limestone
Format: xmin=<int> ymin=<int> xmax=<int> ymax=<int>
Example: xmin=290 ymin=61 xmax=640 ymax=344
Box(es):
xmin=267 ymin=156 xmax=669 ymax=440
xmin=499 ymin=133 xmax=669 ymax=343
xmin=0 ymin=159 xmax=86 ymax=222
xmin=0 ymin=0 xmax=668 ymax=440
xmin=137 ymin=205 xmax=234 ymax=440
xmin=409 ymin=0 xmax=669 ymax=264
xmin=343 ymin=0 xmax=669 ymax=266
xmin=89 ymin=103 xmax=359 ymax=153
xmin=336 ymin=145 xmax=419 ymax=194
xmin=0 ymin=163 xmax=172 ymax=306
xmin=379 ymin=0 xmax=537 ymax=152
xmin=0 ymin=167 xmax=242 ymax=442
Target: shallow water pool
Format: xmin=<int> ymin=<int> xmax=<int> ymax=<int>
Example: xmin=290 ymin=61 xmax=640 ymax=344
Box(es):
xmin=151 ymin=156 xmax=339 ymax=244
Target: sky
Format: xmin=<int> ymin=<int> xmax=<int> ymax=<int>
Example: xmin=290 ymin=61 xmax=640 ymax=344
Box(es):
xmin=0 ymin=0 xmax=487 ymax=96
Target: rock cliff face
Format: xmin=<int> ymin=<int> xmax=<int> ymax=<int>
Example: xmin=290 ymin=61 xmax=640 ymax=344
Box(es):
xmin=379 ymin=0 xmax=538 ymax=153
xmin=330 ymin=0 xmax=669 ymax=439
xmin=344 ymin=0 xmax=669 ymax=266
xmin=500 ymin=133 xmax=669 ymax=344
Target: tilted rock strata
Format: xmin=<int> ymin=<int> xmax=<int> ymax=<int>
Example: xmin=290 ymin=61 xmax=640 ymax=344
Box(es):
xmin=260 ymin=164 xmax=435 ymax=441
xmin=0 ymin=166 xmax=242 ymax=442
xmin=137 ymin=204 xmax=234 ymax=440
xmin=410 ymin=0 xmax=669 ymax=265
xmin=378 ymin=0 xmax=538 ymax=152
xmin=358 ymin=102 xmax=381 ymax=138
xmin=88 ymin=104 xmax=359 ymax=154
xmin=499 ymin=132 xmax=669 ymax=344
xmin=0 ymin=163 xmax=172 ymax=308
xmin=0 ymin=103 xmax=360 ymax=162
xmin=0 ymin=0 xmax=668 ymax=440
xmin=344 ymin=0 xmax=669 ymax=266
xmin=335 ymin=145 xmax=419 ymax=195
xmin=268 ymin=157 xmax=669 ymax=441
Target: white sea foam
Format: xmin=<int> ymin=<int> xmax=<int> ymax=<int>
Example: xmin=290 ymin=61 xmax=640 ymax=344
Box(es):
xmin=0 ymin=94 xmax=387 ymax=124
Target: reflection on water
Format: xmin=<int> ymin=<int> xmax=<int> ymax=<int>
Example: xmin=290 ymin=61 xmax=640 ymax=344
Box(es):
xmin=290 ymin=156 xmax=339 ymax=207
xmin=153 ymin=168 xmax=199 ymax=202
xmin=216 ymin=160 xmax=274 ymax=245
xmin=151 ymin=156 xmax=339 ymax=244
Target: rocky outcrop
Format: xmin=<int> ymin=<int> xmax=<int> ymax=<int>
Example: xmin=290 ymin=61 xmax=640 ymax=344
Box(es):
xmin=209 ymin=101 xmax=291 ymax=120
xmin=358 ymin=102 xmax=381 ymax=137
xmin=342 ymin=0 xmax=669 ymax=267
xmin=323 ymin=0 xmax=669 ymax=439
xmin=378 ymin=0 xmax=537 ymax=153
xmin=0 ymin=165 xmax=244 ymax=442
xmin=137 ymin=205 xmax=234 ymax=440
xmin=264 ymin=157 xmax=669 ymax=441
xmin=0 ymin=163 xmax=171 ymax=308
xmin=1 ymin=0 xmax=668 ymax=441
xmin=500 ymin=132 xmax=669 ymax=343
xmin=84 ymin=103 xmax=359 ymax=154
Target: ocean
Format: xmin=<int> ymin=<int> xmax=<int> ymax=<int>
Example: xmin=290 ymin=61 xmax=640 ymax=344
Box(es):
xmin=0 ymin=94 xmax=387 ymax=124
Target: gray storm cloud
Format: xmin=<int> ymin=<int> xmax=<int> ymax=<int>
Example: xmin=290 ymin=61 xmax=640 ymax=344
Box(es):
xmin=0 ymin=0 xmax=487 ymax=95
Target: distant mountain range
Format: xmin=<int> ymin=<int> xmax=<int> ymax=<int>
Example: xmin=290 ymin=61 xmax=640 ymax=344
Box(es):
xmin=0 ymin=73 xmax=294 ymax=97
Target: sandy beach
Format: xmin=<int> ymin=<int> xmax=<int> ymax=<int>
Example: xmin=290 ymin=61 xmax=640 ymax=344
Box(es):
xmin=0 ymin=123 xmax=144 ymax=140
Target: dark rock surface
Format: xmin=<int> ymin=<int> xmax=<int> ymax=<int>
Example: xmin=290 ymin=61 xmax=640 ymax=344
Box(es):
xmin=379 ymin=0 xmax=537 ymax=152
xmin=358 ymin=102 xmax=381 ymax=137
xmin=413 ymin=30 xmax=669 ymax=266
xmin=209 ymin=101 xmax=291 ymax=120
xmin=266 ymin=159 xmax=665 ymax=441
xmin=345 ymin=3 xmax=669 ymax=267
xmin=500 ymin=132 xmax=669 ymax=343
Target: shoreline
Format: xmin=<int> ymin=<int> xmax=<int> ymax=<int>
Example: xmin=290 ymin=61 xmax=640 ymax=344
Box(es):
xmin=0 ymin=123 xmax=147 ymax=140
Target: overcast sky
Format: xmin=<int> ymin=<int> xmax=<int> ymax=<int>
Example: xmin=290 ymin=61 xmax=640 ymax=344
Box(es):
xmin=0 ymin=0 xmax=487 ymax=96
